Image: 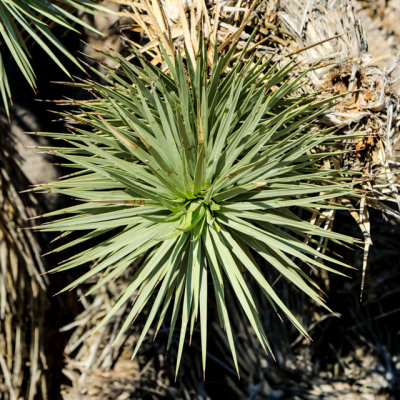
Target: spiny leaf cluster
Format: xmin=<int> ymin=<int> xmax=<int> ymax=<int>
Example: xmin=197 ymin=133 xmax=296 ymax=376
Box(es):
xmin=35 ymin=41 xmax=358 ymax=376
xmin=0 ymin=0 xmax=110 ymax=113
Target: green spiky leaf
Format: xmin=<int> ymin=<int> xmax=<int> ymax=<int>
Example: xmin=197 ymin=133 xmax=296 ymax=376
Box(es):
xmin=0 ymin=0 xmax=114 ymax=114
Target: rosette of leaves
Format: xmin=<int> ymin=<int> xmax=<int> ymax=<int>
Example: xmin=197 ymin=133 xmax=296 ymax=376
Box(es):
xmin=0 ymin=0 xmax=111 ymax=113
xmin=35 ymin=42 xmax=358 ymax=377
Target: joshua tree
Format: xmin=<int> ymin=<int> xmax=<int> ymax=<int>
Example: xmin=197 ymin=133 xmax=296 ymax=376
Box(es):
xmin=1 ymin=1 xmax=399 ymax=399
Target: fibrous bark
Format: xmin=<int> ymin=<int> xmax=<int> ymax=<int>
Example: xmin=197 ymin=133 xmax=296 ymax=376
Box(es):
xmin=0 ymin=116 xmax=48 ymax=400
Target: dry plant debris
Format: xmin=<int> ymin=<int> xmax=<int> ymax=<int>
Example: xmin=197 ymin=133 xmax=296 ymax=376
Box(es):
xmin=0 ymin=118 xmax=49 ymax=400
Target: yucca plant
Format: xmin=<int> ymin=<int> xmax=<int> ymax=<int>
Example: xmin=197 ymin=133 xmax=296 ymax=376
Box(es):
xmin=0 ymin=0 xmax=112 ymax=113
xmin=35 ymin=40 xmax=359 ymax=377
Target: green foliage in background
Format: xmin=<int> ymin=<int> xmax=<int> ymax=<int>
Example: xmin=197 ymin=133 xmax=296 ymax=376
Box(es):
xmin=0 ymin=0 xmax=110 ymax=114
xmin=35 ymin=42 xmax=358 ymax=377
